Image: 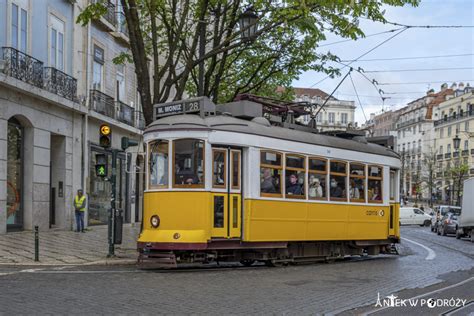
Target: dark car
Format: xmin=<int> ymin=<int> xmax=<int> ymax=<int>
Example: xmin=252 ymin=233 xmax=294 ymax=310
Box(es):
xmin=437 ymin=213 xmax=459 ymax=236
xmin=431 ymin=205 xmax=461 ymax=233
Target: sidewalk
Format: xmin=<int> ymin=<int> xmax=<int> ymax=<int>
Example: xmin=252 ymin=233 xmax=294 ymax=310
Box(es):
xmin=0 ymin=224 xmax=141 ymax=265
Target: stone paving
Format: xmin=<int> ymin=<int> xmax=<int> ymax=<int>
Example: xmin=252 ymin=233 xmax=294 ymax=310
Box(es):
xmin=0 ymin=224 xmax=141 ymax=265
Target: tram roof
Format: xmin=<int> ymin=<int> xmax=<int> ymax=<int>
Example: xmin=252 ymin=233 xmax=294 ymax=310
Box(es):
xmin=145 ymin=114 xmax=399 ymax=159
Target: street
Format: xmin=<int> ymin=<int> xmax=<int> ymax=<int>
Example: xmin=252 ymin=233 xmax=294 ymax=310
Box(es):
xmin=0 ymin=226 xmax=473 ymax=315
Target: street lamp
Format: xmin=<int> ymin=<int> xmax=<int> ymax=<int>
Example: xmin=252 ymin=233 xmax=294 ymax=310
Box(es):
xmin=453 ymin=134 xmax=461 ymax=151
xmin=197 ymin=8 xmax=259 ymax=96
xmin=239 ymin=8 xmax=259 ymax=42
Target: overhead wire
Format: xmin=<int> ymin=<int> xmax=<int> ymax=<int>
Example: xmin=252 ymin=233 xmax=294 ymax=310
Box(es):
xmin=348 ymin=72 xmax=368 ymax=122
xmin=378 ymin=80 xmax=474 ymax=85
xmin=340 ymin=53 xmax=474 ymax=62
xmin=317 ymin=28 xmax=404 ymax=47
xmin=365 ymin=67 xmax=474 ymax=73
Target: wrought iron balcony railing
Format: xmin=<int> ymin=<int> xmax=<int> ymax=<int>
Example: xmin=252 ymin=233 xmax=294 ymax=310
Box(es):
xmin=2 ymin=47 xmax=43 ymax=88
xmin=43 ymin=67 xmax=77 ymax=101
xmin=116 ymin=100 xmax=135 ymax=126
xmin=445 ymin=153 xmax=451 ymax=159
xmin=434 ymin=110 xmax=474 ymax=126
xmin=462 ymin=150 xmax=469 ymax=156
xmin=436 ymin=172 xmax=442 ymax=178
xmin=453 ymin=151 xmax=459 ymax=158
xmin=91 ymin=0 xmax=116 ymax=26
xmin=436 ymin=154 xmax=443 ymax=160
xmin=471 ymin=149 xmax=474 ymax=155
xmin=90 ymin=89 xmax=115 ymax=119
xmin=471 ymin=168 xmax=474 ymax=175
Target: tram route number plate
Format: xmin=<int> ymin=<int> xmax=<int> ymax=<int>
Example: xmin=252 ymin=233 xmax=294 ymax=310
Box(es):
xmin=155 ymin=100 xmax=201 ymax=117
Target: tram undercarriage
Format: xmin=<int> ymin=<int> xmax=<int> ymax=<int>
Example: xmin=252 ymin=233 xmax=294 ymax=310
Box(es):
xmin=137 ymin=238 xmax=399 ymax=268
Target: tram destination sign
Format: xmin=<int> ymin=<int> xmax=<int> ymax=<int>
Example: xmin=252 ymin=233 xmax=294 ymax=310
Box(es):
xmin=153 ymin=97 xmax=216 ymax=119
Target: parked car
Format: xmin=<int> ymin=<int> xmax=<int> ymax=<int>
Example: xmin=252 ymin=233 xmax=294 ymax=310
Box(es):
xmin=430 ymin=205 xmax=462 ymax=233
xmin=456 ymin=178 xmax=474 ymax=242
xmin=437 ymin=213 xmax=459 ymax=236
xmin=400 ymin=207 xmax=432 ymax=226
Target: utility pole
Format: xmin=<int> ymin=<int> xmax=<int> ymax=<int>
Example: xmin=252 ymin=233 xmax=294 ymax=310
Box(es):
xmin=108 ymin=149 xmax=117 ymax=257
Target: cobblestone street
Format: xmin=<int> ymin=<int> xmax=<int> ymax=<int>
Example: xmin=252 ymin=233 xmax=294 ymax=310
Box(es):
xmin=0 ymin=226 xmax=473 ymax=314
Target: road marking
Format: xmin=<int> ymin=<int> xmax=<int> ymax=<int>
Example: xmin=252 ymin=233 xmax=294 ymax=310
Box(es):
xmin=362 ymin=277 xmax=474 ymax=315
xmin=443 ymin=300 xmax=474 ymax=316
xmin=403 ymin=237 xmax=436 ymax=260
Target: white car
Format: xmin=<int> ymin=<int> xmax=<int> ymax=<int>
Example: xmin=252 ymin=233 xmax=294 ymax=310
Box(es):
xmin=400 ymin=207 xmax=432 ymax=226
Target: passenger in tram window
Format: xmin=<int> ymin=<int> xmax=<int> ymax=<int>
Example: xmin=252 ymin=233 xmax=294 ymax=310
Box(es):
xmin=286 ymin=173 xmax=303 ymax=195
xmin=261 ymin=168 xmax=277 ymax=193
xmin=309 ymin=175 xmax=324 ymax=198
xmin=349 ymin=179 xmax=360 ymax=199
xmin=330 ymin=178 xmax=343 ymax=198
xmin=371 ymin=186 xmax=382 ymax=201
xmin=176 ymin=167 xmax=199 ymax=185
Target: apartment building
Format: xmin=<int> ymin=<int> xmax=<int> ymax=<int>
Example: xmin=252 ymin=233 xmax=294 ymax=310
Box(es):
xmin=0 ymin=0 xmax=145 ymax=234
xmin=433 ymin=83 xmax=474 ymax=204
xmin=292 ymin=87 xmax=356 ymax=132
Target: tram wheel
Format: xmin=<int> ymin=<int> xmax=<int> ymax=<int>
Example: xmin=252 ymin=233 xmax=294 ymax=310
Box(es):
xmin=265 ymin=259 xmax=286 ymax=267
xmin=240 ymin=259 xmax=256 ymax=267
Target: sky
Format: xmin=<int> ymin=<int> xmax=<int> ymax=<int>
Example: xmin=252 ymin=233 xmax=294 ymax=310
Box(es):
xmin=293 ymin=0 xmax=474 ymax=125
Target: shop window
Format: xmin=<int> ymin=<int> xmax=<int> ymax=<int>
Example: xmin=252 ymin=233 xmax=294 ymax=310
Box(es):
xmin=285 ymin=154 xmax=305 ymax=199
xmin=7 ymin=117 xmax=24 ymax=231
xmin=308 ymin=157 xmax=327 ymax=200
xmin=260 ymin=151 xmax=282 ymax=197
xmin=173 ymin=139 xmax=205 ymax=188
xmin=330 ymin=161 xmax=347 ymax=201
xmin=368 ymin=165 xmax=383 ymax=203
xmin=148 ymin=140 xmax=168 ymax=189
xmin=349 ymin=163 xmax=365 ymax=202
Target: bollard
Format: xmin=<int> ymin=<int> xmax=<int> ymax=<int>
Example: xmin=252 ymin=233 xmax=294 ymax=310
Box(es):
xmin=34 ymin=226 xmax=39 ymax=262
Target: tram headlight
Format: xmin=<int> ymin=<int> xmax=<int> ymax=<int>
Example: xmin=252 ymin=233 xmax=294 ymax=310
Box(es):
xmin=150 ymin=215 xmax=160 ymax=228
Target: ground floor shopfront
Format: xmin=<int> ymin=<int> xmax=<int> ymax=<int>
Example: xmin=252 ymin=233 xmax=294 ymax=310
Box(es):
xmin=0 ymin=85 xmax=144 ymax=234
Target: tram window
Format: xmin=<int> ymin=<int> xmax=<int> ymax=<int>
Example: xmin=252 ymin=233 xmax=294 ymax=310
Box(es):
xmin=330 ymin=161 xmax=347 ymax=201
xmin=212 ymin=149 xmax=226 ymax=188
xmin=231 ymin=151 xmax=241 ymax=190
xmin=350 ymin=163 xmax=365 ymax=202
xmin=285 ymin=154 xmax=305 ymax=199
xmin=260 ymin=151 xmax=282 ymax=197
xmin=173 ymin=139 xmax=205 ymax=188
xmin=368 ymin=165 xmax=383 ymax=203
xmin=390 ymin=170 xmax=396 ymax=201
xmin=148 ymin=140 xmax=169 ymax=189
xmin=309 ymin=158 xmax=327 ymax=200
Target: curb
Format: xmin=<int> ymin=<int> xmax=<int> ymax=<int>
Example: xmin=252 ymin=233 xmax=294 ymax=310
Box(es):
xmin=0 ymin=258 xmax=138 ymax=267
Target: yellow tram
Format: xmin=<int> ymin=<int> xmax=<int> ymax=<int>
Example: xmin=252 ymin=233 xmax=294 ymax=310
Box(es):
xmin=138 ymin=97 xmax=401 ymax=267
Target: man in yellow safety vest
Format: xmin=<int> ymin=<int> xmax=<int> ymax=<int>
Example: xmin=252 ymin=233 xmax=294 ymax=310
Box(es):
xmin=74 ymin=189 xmax=86 ymax=233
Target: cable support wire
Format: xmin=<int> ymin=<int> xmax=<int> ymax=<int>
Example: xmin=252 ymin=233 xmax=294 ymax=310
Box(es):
xmin=365 ymin=67 xmax=474 ymax=73
xmin=348 ymin=72 xmax=368 ymax=122
xmin=310 ymin=27 xmax=409 ymax=88
xmin=314 ymin=69 xmax=353 ymax=118
xmin=318 ymin=28 xmax=404 ymax=47
xmin=340 ymin=53 xmax=474 ymax=62
xmin=378 ymin=80 xmax=474 ymax=85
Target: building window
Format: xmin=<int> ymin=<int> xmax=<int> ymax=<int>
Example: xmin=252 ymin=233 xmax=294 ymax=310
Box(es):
xmin=448 ymin=126 xmax=452 ymax=137
xmin=330 ymin=161 xmax=347 ymax=201
xmin=328 ymin=112 xmax=335 ymax=124
xmin=440 ymin=128 xmax=444 ymax=138
xmin=173 ymin=139 xmax=205 ymax=188
xmin=285 ymin=154 xmax=305 ymax=199
xmin=92 ymin=45 xmax=104 ymax=90
xmin=309 ymin=157 xmax=327 ymax=200
xmin=368 ymin=165 xmax=383 ymax=203
xmin=341 ymin=113 xmax=348 ymax=124
xmin=464 ymin=140 xmax=469 ymax=150
xmin=11 ymin=3 xmax=28 ymax=52
xmin=439 ymin=146 xmax=443 ymax=154
xmin=50 ymin=15 xmax=65 ymax=71
xmin=148 ymin=140 xmax=169 ymax=189
xmin=447 ymin=144 xmax=451 ymax=153
xmin=465 ymin=121 xmax=469 ymax=132
xmin=456 ymin=123 xmax=460 ymax=134
xmin=260 ymin=151 xmax=282 ymax=197
xmin=116 ymin=64 xmax=125 ymax=101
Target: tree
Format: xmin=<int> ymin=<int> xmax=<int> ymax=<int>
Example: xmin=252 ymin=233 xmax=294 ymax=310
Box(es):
xmin=422 ymin=148 xmax=438 ymax=207
xmin=449 ymin=163 xmax=469 ymax=206
xmin=77 ymin=0 xmax=419 ymax=125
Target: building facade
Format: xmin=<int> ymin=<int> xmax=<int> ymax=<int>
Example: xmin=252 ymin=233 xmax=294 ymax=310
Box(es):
xmin=395 ymin=86 xmax=454 ymax=200
xmin=0 ymin=0 xmax=145 ymax=234
xmin=370 ymin=109 xmax=401 ymax=138
xmin=292 ymin=88 xmax=356 ymax=132
xmin=433 ymin=83 xmax=474 ymax=205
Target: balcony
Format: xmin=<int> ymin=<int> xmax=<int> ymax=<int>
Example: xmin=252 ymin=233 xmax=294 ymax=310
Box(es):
xmin=2 ymin=47 xmax=43 ymax=88
xmin=436 ymin=172 xmax=442 ymax=178
xmin=43 ymin=67 xmax=77 ymax=101
xmin=472 ymin=149 xmax=474 ymax=155
xmin=445 ymin=153 xmax=451 ymax=159
xmin=135 ymin=111 xmax=146 ymax=130
xmin=396 ymin=118 xmax=416 ymax=129
xmin=91 ymin=0 xmax=116 ymax=28
xmin=434 ymin=110 xmax=474 ymax=126
xmin=436 ymin=154 xmax=443 ymax=160
xmin=453 ymin=151 xmax=459 ymax=158
xmin=462 ymin=150 xmax=469 ymax=156
xmin=471 ymin=169 xmax=474 ymax=175
xmin=116 ymin=12 xmax=128 ymax=37
xmin=116 ymin=100 xmax=135 ymax=126
xmin=90 ymin=89 xmax=115 ymax=118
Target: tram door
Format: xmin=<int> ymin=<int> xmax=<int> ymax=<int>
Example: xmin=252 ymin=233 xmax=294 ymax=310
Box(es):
xmin=211 ymin=148 xmax=242 ymax=239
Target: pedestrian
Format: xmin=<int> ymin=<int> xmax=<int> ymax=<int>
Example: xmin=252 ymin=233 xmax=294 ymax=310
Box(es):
xmin=74 ymin=189 xmax=86 ymax=233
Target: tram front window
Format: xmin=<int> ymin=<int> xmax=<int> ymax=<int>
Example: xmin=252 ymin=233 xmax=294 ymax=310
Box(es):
xmin=149 ymin=140 xmax=169 ymax=188
xmin=174 ymin=139 xmax=205 ymax=187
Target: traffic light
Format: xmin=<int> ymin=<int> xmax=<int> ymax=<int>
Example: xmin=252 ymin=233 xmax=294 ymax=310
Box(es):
xmin=99 ymin=124 xmax=112 ymax=148
xmin=95 ymin=154 xmax=108 ymax=177
xmin=121 ymin=136 xmax=139 ymax=150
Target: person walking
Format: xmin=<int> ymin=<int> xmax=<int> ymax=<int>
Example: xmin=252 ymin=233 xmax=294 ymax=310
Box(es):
xmin=74 ymin=189 xmax=86 ymax=233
